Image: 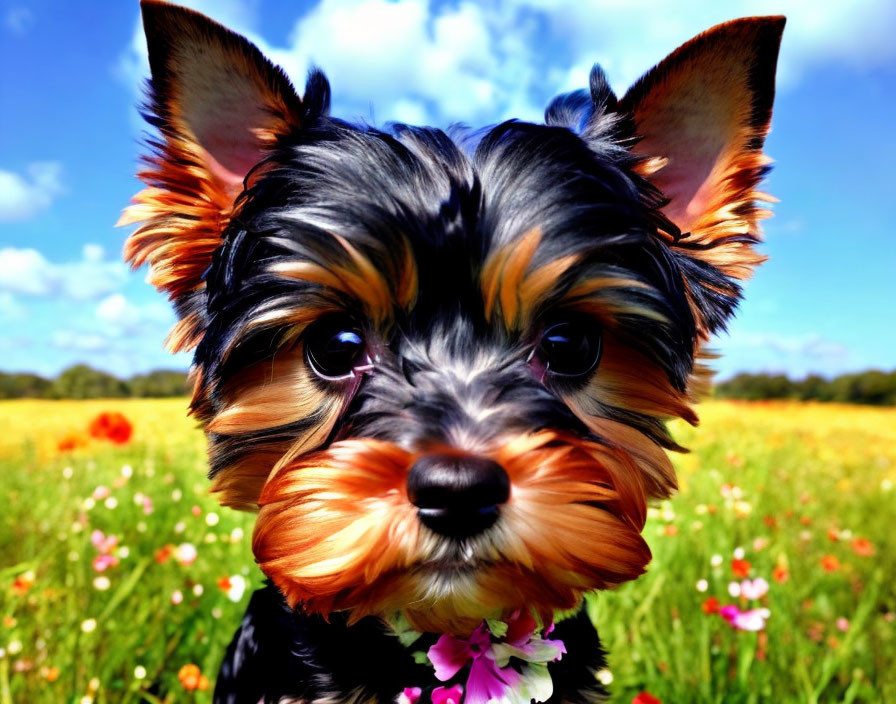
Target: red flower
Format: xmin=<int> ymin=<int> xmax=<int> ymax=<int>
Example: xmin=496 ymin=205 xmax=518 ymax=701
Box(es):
xmin=820 ymin=554 xmax=840 ymax=572
xmin=731 ymin=559 xmax=751 ymax=578
xmin=633 ymin=692 xmax=662 ymax=704
xmin=772 ymin=565 xmax=789 ymax=583
xmin=57 ymin=432 xmax=89 ymax=452
xmin=850 ymin=538 xmax=875 ymax=556
xmin=702 ymin=597 xmax=720 ymax=614
xmin=154 ymin=545 xmax=174 ymax=564
xmin=88 ymin=412 xmax=133 ymax=445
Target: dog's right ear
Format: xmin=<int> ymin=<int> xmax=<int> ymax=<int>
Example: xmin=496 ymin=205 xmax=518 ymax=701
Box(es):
xmin=119 ymin=0 xmax=318 ymax=352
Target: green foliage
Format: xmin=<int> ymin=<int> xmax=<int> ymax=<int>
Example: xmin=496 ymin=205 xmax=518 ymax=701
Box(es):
xmin=715 ymin=370 xmax=896 ymax=406
xmin=0 ymin=372 xmax=52 ymax=399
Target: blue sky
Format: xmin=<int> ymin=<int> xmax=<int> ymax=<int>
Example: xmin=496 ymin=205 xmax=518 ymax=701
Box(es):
xmin=1 ymin=0 xmax=894 ymax=380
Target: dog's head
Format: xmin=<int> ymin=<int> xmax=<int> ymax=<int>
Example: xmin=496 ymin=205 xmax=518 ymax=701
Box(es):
xmin=122 ymin=0 xmax=783 ymax=635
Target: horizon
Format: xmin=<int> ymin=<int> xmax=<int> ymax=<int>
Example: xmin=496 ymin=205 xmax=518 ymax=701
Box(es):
xmin=1 ymin=0 xmax=895 ymax=380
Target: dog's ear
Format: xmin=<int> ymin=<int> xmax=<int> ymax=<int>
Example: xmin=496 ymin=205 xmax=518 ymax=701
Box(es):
xmin=618 ymin=17 xmax=785 ymax=339
xmin=119 ymin=0 xmax=316 ymax=352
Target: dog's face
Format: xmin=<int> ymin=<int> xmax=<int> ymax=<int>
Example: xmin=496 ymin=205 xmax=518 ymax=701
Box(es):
xmin=123 ymin=1 xmax=783 ymax=635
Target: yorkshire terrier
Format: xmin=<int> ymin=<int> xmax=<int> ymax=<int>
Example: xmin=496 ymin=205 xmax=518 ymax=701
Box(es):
xmin=121 ymin=2 xmax=784 ymax=702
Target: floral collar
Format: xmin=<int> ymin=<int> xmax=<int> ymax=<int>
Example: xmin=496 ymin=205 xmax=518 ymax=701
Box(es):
xmin=391 ymin=611 xmax=566 ymax=704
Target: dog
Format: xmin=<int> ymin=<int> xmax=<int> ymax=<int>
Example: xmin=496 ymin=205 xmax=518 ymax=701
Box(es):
xmin=121 ymin=2 xmax=784 ymax=702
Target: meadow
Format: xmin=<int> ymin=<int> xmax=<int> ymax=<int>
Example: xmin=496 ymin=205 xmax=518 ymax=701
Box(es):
xmin=0 ymin=398 xmax=893 ymax=703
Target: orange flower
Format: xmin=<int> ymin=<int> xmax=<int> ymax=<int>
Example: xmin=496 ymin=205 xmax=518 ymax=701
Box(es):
xmin=850 ymin=538 xmax=875 ymax=556
xmin=154 ymin=545 xmax=174 ymax=564
xmin=11 ymin=573 xmax=34 ymax=596
xmin=42 ymin=666 xmax=60 ymax=682
xmin=820 ymin=555 xmax=840 ymax=572
xmin=633 ymin=692 xmax=662 ymax=704
xmin=731 ymin=559 xmax=751 ymax=578
xmin=772 ymin=565 xmax=789 ymax=583
xmin=178 ymin=664 xmax=209 ymax=691
xmin=827 ymin=527 xmax=840 ymax=541
xmin=702 ymin=597 xmax=720 ymax=614
xmin=217 ymin=575 xmax=233 ymax=592
xmin=663 ymin=525 xmax=678 ymax=536
xmin=57 ymin=432 xmax=88 ymax=452
xmin=88 ymin=412 xmax=133 ymax=445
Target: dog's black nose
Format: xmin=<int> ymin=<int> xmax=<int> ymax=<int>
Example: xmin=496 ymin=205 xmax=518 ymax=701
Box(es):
xmin=406 ymin=454 xmax=510 ymax=538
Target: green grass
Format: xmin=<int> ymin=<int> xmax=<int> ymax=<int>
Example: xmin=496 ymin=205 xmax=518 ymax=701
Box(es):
xmin=0 ymin=399 xmax=894 ymax=703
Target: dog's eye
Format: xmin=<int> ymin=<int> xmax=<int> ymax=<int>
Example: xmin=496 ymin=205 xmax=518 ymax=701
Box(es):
xmin=304 ymin=317 xmax=369 ymax=380
xmin=538 ymin=317 xmax=602 ymax=378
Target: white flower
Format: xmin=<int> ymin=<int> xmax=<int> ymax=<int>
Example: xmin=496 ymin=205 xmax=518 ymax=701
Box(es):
xmin=192 ymin=584 xmax=204 ymax=597
xmin=82 ymin=497 xmax=96 ymax=511
xmin=171 ymin=590 xmax=184 ymax=605
xmin=174 ymin=521 xmax=186 ymax=534
xmin=93 ymin=576 xmax=111 ymax=591
xmin=134 ymin=665 xmax=147 ymax=680
xmin=7 ymin=640 xmax=22 ymax=655
xmin=710 ymin=554 xmax=723 ymax=567
xmin=733 ymin=547 xmax=745 ymax=559
xmin=728 ymin=581 xmax=742 ymax=598
xmin=226 ymin=575 xmax=247 ymax=603
xmin=81 ymin=619 xmax=97 ymax=633
xmin=595 ymin=668 xmax=613 ymax=685
xmin=175 ymin=543 xmax=197 ymax=566
xmin=62 ymin=466 xmax=73 ymax=479
xmin=121 ymin=464 xmax=133 ymax=478
xmin=205 ymin=512 xmax=219 ymax=526
xmin=104 ymin=497 xmax=118 ymax=510
xmin=230 ymin=527 xmax=244 ymax=542
xmin=696 ymin=579 xmax=708 ymax=593
xmin=171 ymin=488 xmax=182 ymax=501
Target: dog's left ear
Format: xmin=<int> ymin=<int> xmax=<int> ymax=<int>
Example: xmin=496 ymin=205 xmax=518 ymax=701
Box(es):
xmin=119 ymin=0 xmax=316 ymax=352
xmin=618 ymin=17 xmax=785 ymax=339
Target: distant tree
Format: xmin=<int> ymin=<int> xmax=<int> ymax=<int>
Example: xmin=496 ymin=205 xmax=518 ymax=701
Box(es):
xmin=128 ymin=370 xmax=190 ymax=397
xmin=715 ymin=370 xmax=896 ymax=406
xmin=48 ymin=364 xmax=129 ymax=399
xmin=0 ymin=372 xmax=52 ymax=399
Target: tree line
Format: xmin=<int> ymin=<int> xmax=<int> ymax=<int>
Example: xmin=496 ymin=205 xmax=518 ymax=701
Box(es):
xmin=0 ymin=365 xmax=190 ymax=399
xmin=714 ymin=370 xmax=896 ymax=406
xmin=1 ymin=365 xmax=894 ymax=405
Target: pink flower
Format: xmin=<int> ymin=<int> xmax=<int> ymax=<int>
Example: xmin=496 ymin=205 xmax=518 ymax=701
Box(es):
xmin=175 ymin=543 xmax=198 ymax=566
xmin=397 ymin=688 xmax=422 ymax=704
xmin=432 ymin=684 xmax=464 ymax=704
xmin=740 ymin=578 xmax=769 ymax=601
xmin=92 ymin=554 xmax=118 ymax=572
xmin=427 ymin=612 xmax=565 ymax=704
xmin=90 ymin=530 xmax=118 ymax=555
xmin=92 ymin=485 xmax=111 ymax=501
xmin=719 ymin=605 xmax=770 ymax=631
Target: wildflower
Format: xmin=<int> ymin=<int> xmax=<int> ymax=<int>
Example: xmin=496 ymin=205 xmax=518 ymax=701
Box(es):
xmin=134 ymin=665 xmax=147 ymax=680
xmin=710 ymin=554 xmax=723 ymax=568
xmin=733 ymin=501 xmax=752 ymax=517
xmin=103 ymin=497 xmax=118 ymax=510
xmin=171 ymin=589 xmax=184 ymax=605
xmin=90 ymin=530 xmax=118 ymax=554
xmin=7 ymin=640 xmax=22 ymax=655
xmin=62 ymin=466 xmax=74 ymax=479
xmin=752 ymin=537 xmax=769 ymax=551
xmin=731 ymin=559 xmax=751 ymax=578
xmin=174 ymin=521 xmax=186 ymax=534
xmin=191 ymin=505 xmax=202 ymax=517
xmin=3 ymin=616 xmax=17 ymax=627
xmin=428 ymin=611 xmax=565 ymax=704
xmin=740 ymin=578 xmax=769 ymax=600
xmin=175 ymin=543 xmax=198 ymax=566
xmin=719 ymin=605 xmax=770 ymax=631
xmin=121 ymin=464 xmax=133 ymax=478
xmin=632 ymin=692 xmax=662 ymax=704
xmin=230 ymin=527 xmax=244 ymax=542
xmin=702 ymin=597 xmax=720 ymax=615
xmin=772 ymin=565 xmax=789 ymax=583
xmin=92 ymin=485 xmax=111 ymax=501
xmin=728 ymin=581 xmax=741 ymax=598
xmin=763 ymin=515 xmax=777 ymax=529
xmin=193 ymin=584 xmax=204 ymax=597
xmin=11 ymin=572 xmax=34 ymax=596
xmin=662 ymin=525 xmax=678 ymax=536
xmin=88 ymin=412 xmax=133 ymax=444
xmin=432 ymin=684 xmax=465 ymax=704
xmin=154 ymin=544 xmax=173 ymax=563
xmin=81 ymin=618 xmax=97 ymax=633
xmin=821 ymin=555 xmax=840 ymax=572
xmin=595 ymin=668 xmax=613 ymax=685
xmin=850 ymin=538 xmax=875 ymax=556
xmin=178 ymin=664 xmax=210 ymax=691
xmin=42 ymin=666 xmax=60 ymax=682
xmin=836 ymin=617 xmax=849 ymax=632
xmin=92 ymin=554 xmax=118 ymax=572
xmin=92 ymin=576 xmax=111 ymax=591
xmin=205 ymin=512 xmax=220 ymax=526
xmin=398 ymin=687 xmax=422 ymax=704
xmin=733 ymin=547 xmax=745 ymax=559
xmin=57 ymin=432 xmax=88 ymax=452
xmin=827 ymin=527 xmax=840 ymax=541
xmin=695 ymin=579 xmax=708 ymax=593
xmin=224 ymin=574 xmax=247 ymax=602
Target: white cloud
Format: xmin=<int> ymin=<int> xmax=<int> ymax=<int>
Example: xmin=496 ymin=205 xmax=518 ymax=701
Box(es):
xmin=713 ymin=330 xmax=853 ymax=379
xmin=95 ymin=293 xmax=173 ymax=336
xmin=0 ymin=162 xmax=64 ymax=222
xmin=50 ymin=331 xmax=111 ymax=353
xmin=119 ymin=0 xmax=896 ymax=130
xmin=0 ymin=245 xmax=127 ymax=301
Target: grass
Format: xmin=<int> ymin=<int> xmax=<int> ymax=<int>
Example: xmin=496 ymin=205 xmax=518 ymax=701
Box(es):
xmin=0 ymin=399 xmax=894 ymax=703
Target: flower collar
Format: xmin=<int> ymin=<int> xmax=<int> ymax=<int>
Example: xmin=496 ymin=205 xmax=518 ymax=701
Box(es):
xmin=392 ymin=611 xmax=566 ymax=704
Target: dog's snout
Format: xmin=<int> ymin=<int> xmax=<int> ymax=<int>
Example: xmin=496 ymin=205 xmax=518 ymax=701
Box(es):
xmin=406 ymin=454 xmax=510 ymax=538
